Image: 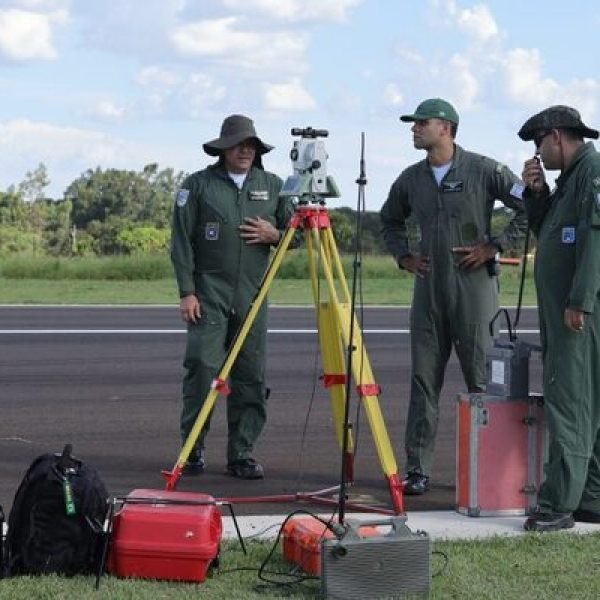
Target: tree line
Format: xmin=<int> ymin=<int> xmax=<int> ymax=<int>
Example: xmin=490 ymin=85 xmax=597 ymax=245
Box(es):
xmin=0 ymin=163 xmax=518 ymax=257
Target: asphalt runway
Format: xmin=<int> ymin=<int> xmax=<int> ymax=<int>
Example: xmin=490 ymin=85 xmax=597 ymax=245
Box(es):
xmin=0 ymin=305 xmax=542 ymax=516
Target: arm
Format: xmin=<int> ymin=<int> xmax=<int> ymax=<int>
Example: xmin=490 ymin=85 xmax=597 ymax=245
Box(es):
xmin=454 ymin=161 xmax=529 ymax=271
xmin=566 ymin=169 xmax=600 ymax=317
xmin=239 ymin=174 xmax=292 ymax=246
xmin=489 ymin=162 xmax=529 ymax=252
xmin=521 ymin=156 xmax=551 ymax=237
xmin=380 ymin=176 xmax=430 ymax=277
xmin=170 ymin=177 xmax=202 ymax=321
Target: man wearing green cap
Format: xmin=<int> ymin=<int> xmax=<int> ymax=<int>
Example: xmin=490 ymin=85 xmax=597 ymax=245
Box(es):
xmin=171 ymin=114 xmax=294 ymax=479
xmin=380 ymin=98 xmax=527 ymax=494
xmin=518 ymin=105 xmax=600 ymax=531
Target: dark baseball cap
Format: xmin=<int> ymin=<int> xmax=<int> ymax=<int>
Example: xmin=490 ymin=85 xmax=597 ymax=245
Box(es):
xmin=400 ymin=98 xmax=459 ymax=125
xmin=518 ymin=105 xmax=599 ymax=141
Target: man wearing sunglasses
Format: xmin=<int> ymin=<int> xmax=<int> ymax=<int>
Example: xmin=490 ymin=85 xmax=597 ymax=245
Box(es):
xmin=519 ymin=105 xmax=600 ymax=531
xmin=380 ymin=98 xmax=527 ymax=495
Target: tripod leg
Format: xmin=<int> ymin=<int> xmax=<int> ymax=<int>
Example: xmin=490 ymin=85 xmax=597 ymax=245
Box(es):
xmin=162 ymin=225 xmax=299 ymax=490
xmin=312 ymin=225 xmax=405 ymax=513
xmin=317 ymin=301 xmax=355 ymax=471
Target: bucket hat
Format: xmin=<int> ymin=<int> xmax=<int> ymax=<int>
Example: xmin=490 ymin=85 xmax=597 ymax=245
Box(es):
xmin=203 ymin=114 xmax=273 ymax=156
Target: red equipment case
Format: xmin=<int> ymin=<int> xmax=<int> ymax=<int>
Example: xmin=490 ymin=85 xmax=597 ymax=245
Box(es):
xmin=107 ymin=488 xmax=222 ymax=582
xmin=282 ymin=516 xmax=381 ymax=576
xmin=456 ymin=393 xmax=547 ymax=516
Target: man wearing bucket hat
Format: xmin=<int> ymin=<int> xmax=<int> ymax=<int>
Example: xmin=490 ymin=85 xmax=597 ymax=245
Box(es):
xmin=380 ymin=98 xmax=527 ymax=494
xmin=518 ymin=105 xmax=600 ymax=531
xmin=171 ymin=114 xmax=294 ymax=479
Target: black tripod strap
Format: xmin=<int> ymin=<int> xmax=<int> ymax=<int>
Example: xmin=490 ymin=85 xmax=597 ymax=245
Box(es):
xmin=513 ymin=227 xmax=531 ymax=331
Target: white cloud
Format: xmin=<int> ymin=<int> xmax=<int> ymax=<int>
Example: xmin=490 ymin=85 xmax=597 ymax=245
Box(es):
xmin=0 ymin=118 xmax=193 ymax=196
xmin=448 ymin=54 xmax=479 ymax=108
xmin=169 ymin=16 xmax=308 ymax=73
xmin=503 ymin=48 xmax=600 ymax=119
xmin=135 ymin=67 xmax=227 ymax=118
xmin=394 ymin=46 xmax=425 ymax=65
xmin=264 ymin=79 xmax=316 ymax=111
xmin=170 ymin=16 xmax=256 ymax=56
xmin=87 ymin=100 xmax=129 ymax=121
xmin=177 ymin=73 xmax=227 ymax=117
xmin=502 ymin=48 xmax=559 ymax=105
xmin=0 ymin=7 xmax=66 ymax=60
xmin=136 ymin=65 xmax=181 ymax=88
xmin=0 ymin=118 xmax=134 ymax=166
xmin=455 ymin=4 xmax=499 ymax=42
xmin=430 ymin=0 xmax=500 ymax=43
xmin=383 ymin=83 xmax=403 ymax=106
xmin=221 ymin=0 xmax=362 ymax=22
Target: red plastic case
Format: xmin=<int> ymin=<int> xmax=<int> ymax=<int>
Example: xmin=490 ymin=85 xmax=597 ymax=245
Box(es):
xmin=282 ymin=516 xmax=381 ymax=576
xmin=456 ymin=393 xmax=547 ymax=516
xmin=107 ymin=488 xmax=222 ymax=582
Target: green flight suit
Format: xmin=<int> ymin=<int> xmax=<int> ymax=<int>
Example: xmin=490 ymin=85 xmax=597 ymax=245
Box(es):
xmin=380 ymin=144 xmax=527 ymax=475
xmin=170 ymin=163 xmax=293 ymax=463
xmin=525 ymin=142 xmax=600 ymax=513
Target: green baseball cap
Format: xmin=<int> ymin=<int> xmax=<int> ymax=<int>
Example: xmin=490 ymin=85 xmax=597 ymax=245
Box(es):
xmin=400 ymin=98 xmax=459 ymax=125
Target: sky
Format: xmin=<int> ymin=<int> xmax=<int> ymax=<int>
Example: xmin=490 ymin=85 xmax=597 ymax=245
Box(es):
xmin=1 ymin=0 xmax=600 ymax=211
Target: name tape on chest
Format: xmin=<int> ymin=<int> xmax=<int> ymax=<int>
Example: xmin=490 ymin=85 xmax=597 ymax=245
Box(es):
xmin=249 ymin=190 xmax=269 ymax=201
xmin=441 ymin=180 xmax=464 ymax=193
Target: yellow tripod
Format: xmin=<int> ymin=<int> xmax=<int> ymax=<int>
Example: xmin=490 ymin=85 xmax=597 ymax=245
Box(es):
xmin=163 ymin=201 xmax=404 ymax=515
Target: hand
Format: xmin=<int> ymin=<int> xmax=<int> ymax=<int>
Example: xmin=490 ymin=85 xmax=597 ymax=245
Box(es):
xmin=522 ymin=156 xmax=546 ymax=194
xmin=452 ymin=242 xmax=497 ymax=271
xmin=399 ymin=254 xmax=430 ymax=278
xmin=564 ymin=308 xmax=585 ymax=333
xmin=180 ymin=294 xmax=201 ymax=324
xmin=239 ymin=216 xmax=280 ymax=245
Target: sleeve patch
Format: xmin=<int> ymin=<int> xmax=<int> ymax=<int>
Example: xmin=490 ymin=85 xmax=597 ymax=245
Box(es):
xmin=510 ymin=183 xmax=524 ymax=200
xmin=175 ymin=189 xmax=189 ymax=207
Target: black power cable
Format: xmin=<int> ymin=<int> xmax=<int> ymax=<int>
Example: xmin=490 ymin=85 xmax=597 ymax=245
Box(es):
xmin=338 ymin=132 xmax=368 ymax=525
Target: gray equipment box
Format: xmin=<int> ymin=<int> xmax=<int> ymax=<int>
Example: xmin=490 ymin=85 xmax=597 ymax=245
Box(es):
xmin=321 ymin=517 xmax=431 ymax=599
xmin=485 ymin=339 xmax=532 ymax=398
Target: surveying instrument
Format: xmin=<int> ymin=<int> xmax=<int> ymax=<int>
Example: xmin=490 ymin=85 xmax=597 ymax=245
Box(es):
xmin=162 ymin=127 xmax=405 ymax=516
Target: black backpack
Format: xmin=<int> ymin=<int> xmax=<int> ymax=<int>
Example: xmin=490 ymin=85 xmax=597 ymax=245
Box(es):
xmin=6 ymin=444 xmax=109 ymax=576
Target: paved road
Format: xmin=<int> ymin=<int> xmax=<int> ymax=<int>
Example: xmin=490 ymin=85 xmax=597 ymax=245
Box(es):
xmin=0 ymin=305 xmax=542 ymax=516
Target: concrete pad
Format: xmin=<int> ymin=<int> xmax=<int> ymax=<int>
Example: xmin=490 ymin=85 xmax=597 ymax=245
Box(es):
xmin=221 ymin=510 xmax=600 ymax=541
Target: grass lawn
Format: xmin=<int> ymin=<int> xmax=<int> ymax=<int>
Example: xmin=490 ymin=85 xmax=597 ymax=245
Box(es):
xmin=1 ymin=533 xmax=599 ymax=599
xmin=0 ymin=271 xmax=538 ymax=306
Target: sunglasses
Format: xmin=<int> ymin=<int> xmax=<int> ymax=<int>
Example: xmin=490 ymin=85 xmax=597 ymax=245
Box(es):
xmin=533 ymin=130 xmax=552 ymax=148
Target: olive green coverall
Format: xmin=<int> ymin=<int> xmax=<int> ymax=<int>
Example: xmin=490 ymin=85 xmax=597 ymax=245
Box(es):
xmin=380 ymin=145 xmax=528 ymax=475
xmin=170 ymin=163 xmax=293 ymax=463
xmin=525 ymin=142 xmax=600 ymax=513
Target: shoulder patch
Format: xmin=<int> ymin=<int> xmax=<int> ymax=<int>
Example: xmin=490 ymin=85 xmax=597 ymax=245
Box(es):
xmin=510 ymin=183 xmax=524 ymax=200
xmin=495 ymin=162 xmax=505 ymax=174
xmin=175 ymin=189 xmax=189 ymax=207
xmin=593 ymin=176 xmax=600 ymax=188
